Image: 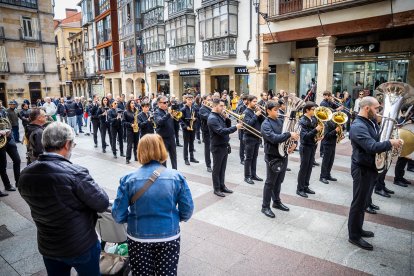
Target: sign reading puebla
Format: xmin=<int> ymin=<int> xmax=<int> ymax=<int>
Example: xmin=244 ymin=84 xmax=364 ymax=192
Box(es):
xmin=334 ymin=43 xmax=380 ymax=55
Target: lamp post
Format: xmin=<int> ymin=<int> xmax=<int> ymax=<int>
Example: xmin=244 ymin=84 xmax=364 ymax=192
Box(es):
xmin=253 ymin=0 xmax=261 ymax=68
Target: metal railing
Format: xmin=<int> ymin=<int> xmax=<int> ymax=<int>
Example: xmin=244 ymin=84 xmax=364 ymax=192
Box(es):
xmin=0 ymin=27 xmax=4 ymax=39
xmin=0 ymin=0 xmax=38 ymax=9
xmin=23 ymin=63 xmax=44 ymax=73
xmin=0 ymin=62 xmax=9 ymax=73
xmin=268 ymin=0 xmax=379 ymax=19
xmin=70 ymin=71 xmax=86 ymax=79
xmin=19 ymin=29 xmax=41 ymax=41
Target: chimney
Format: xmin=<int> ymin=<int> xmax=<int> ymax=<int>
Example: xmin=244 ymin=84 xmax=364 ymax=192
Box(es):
xmin=65 ymin=8 xmax=78 ymax=18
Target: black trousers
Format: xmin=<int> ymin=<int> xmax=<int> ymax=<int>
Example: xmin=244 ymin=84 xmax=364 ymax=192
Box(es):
xmin=262 ymin=157 xmax=288 ymax=208
xmin=238 ymin=130 xmax=245 ymax=162
xmin=0 ymin=139 xmax=21 ymax=188
xmin=202 ymin=130 xmax=211 ymax=168
xmin=244 ymin=138 xmax=260 ymax=178
xmin=100 ymin=122 xmax=110 ymax=150
xmin=195 ymin=120 xmax=201 ymax=141
xmin=162 ymin=137 xmax=177 ymax=170
xmin=110 ymin=126 xmax=123 ymax=154
xmin=92 ymin=119 xmax=100 ymax=145
xmin=374 ymin=168 xmax=388 ymax=193
xmin=211 ymin=145 xmax=228 ymax=191
xmin=394 ymin=157 xmax=409 ymax=182
xmin=173 ymin=120 xmax=180 ymax=144
xmin=297 ymin=145 xmax=316 ymax=191
xmin=408 ymin=159 xmax=414 ymax=170
xmin=348 ymin=166 xmax=377 ymax=240
xmin=125 ymin=129 xmax=139 ymax=161
xmin=183 ymin=130 xmax=195 ymax=161
xmin=320 ymin=143 xmax=336 ymax=179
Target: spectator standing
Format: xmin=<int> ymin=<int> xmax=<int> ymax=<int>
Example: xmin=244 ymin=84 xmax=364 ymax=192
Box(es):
xmin=64 ymin=96 xmax=79 ymax=135
xmin=7 ymin=100 xmax=20 ymax=143
xmin=43 ymin=97 xmax=57 ymax=121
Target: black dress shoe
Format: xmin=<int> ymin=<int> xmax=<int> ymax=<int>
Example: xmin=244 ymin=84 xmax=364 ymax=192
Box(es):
xmin=361 ymin=230 xmax=375 ymax=238
xmin=113 ymin=154 xmax=117 ymax=159
xmin=375 ymin=189 xmax=391 ymax=198
xmin=272 ymin=202 xmax=290 ymax=211
xmin=348 ymin=238 xmax=373 ymax=251
xmin=94 ymin=144 xmax=98 ymax=148
xmin=240 ymin=160 xmax=245 ymax=165
xmin=207 ymin=167 xmax=212 ymax=173
xmin=313 ymin=162 xmax=320 ymax=166
xmin=296 ymin=190 xmax=308 ymax=198
xmin=5 ymin=187 xmax=16 ymax=192
xmin=394 ymin=181 xmax=408 ymax=187
xmin=134 ymin=157 xmax=138 ymax=161
xmin=120 ymin=153 xmax=125 ymax=157
xmin=401 ymin=178 xmax=412 ymax=185
xmin=327 ymin=176 xmax=337 ymax=181
xmin=102 ymin=149 xmax=106 ymax=153
xmin=0 ymin=191 xmax=8 ymax=197
xmin=286 ymin=168 xmax=291 ymax=171
xmin=252 ymin=175 xmax=263 ymax=181
xmin=365 ymin=206 xmax=377 ymax=214
xmin=177 ymin=144 xmax=183 ymax=147
xmin=190 ymin=158 xmax=199 ymax=163
xmin=185 ymin=160 xmax=190 ymax=166
xmin=320 ymin=178 xmax=329 ymax=184
xmin=244 ymin=178 xmax=254 ymax=184
xmin=383 ymin=187 xmax=394 ymax=194
xmin=126 ymin=160 xmax=130 ymax=164
xmin=221 ymin=187 xmax=233 ymax=193
xmin=261 ymin=208 xmax=275 ymax=218
xmin=304 ymin=187 xmax=315 ymax=194
xmin=370 ymin=203 xmax=380 ymax=210
xmin=214 ymin=190 xmax=225 ymax=197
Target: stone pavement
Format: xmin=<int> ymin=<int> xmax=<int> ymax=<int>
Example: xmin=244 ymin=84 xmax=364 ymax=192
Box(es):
xmin=0 ymin=130 xmax=413 ymax=275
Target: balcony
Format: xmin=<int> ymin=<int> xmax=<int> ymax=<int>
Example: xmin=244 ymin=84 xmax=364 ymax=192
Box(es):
xmin=268 ymin=0 xmax=382 ymax=21
xmin=0 ymin=62 xmax=9 ymax=73
xmin=19 ymin=29 xmax=41 ymax=42
xmin=145 ymin=50 xmax=165 ymax=66
xmin=168 ymin=0 xmax=194 ymax=18
xmin=97 ymin=29 xmax=112 ymax=45
xmin=202 ymin=37 xmax=236 ymax=60
xmin=120 ymin=21 xmax=134 ymax=40
xmin=169 ymin=44 xmax=195 ymax=64
xmin=70 ymin=71 xmax=86 ymax=80
xmin=23 ymin=63 xmax=44 ymax=74
xmin=142 ymin=6 xmax=164 ymax=29
xmin=0 ymin=0 xmax=38 ymax=9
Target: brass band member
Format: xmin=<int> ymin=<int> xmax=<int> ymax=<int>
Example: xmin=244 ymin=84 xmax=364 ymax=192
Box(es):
xmin=199 ymin=95 xmax=212 ymax=172
xmin=319 ymin=119 xmax=340 ymax=184
xmin=108 ymin=101 xmax=124 ymax=158
xmin=207 ymin=99 xmax=242 ymax=197
xmin=261 ymin=101 xmax=299 ymax=218
xmin=97 ymin=97 xmax=111 ymax=153
xmin=90 ymin=95 xmax=101 ymax=148
xmin=180 ymin=94 xmax=199 ymax=166
xmin=123 ymin=100 xmax=139 ymax=164
xmin=236 ymin=94 xmax=248 ymax=165
xmin=243 ymin=95 xmax=264 ymax=184
xmin=296 ymin=102 xmax=322 ymax=198
xmin=154 ymin=96 xmax=177 ymax=169
xmin=138 ymin=101 xmax=155 ymax=138
xmin=348 ymin=97 xmax=402 ymax=250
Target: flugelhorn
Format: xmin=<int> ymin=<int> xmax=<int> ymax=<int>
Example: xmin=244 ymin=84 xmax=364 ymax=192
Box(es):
xmin=332 ymin=111 xmax=348 ymax=143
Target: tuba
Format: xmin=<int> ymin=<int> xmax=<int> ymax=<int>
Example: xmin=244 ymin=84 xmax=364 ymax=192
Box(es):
xmin=277 ymin=94 xmax=305 ymax=157
xmin=0 ymin=117 xmax=11 ymax=148
xmin=332 ymin=111 xmax=348 ymax=143
xmin=375 ymin=82 xmax=411 ymax=173
xmin=314 ymin=106 xmax=333 ymax=142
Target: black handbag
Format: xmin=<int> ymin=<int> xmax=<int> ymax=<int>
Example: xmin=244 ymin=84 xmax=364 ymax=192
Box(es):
xmin=268 ymin=157 xmax=285 ymax=173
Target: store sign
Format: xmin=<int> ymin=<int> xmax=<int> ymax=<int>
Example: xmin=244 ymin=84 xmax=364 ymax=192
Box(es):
xmin=334 ymin=43 xmax=380 ymax=55
xmin=157 ymin=74 xmax=170 ymax=80
xmin=179 ymin=70 xmax=200 ymax=76
xmin=235 ymin=65 xmax=277 ymax=74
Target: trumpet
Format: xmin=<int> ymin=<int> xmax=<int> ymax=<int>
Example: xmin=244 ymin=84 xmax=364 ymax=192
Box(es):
xmin=332 ymin=111 xmax=348 ymax=143
xmin=314 ymin=106 xmax=333 ymax=141
xmin=149 ymin=111 xmax=157 ymax=129
xmin=223 ymin=109 xmax=262 ymax=139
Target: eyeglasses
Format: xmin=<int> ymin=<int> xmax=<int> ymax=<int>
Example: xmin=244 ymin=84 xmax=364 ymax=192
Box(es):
xmin=159 ymin=101 xmax=168 ymax=104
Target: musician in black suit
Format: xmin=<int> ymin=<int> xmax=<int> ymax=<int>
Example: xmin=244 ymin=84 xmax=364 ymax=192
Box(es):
xmin=122 ymin=100 xmax=139 ymax=164
xmin=138 ymin=101 xmax=155 ymax=138
xmin=107 ymin=101 xmax=124 ymax=159
xmin=261 ymin=101 xmax=299 ymax=218
xmin=243 ymin=95 xmax=264 ymax=185
xmin=236 ymin=95 xmax=248 ymax=164
xmin=170 ymin=97 xmax=182 ymax=147
xmin=180 ymin=94 xmax=199 ymax=166
xmin=97 ymin=97 xmax=111 ymax=153
xmin=348 ymin=96 xmax=402 ymax=250
xmin=154 ymin=96 xmax=177 ymax=169
xmin=207 ymin=99 xmax=242 ymax=197
xmin=90 ymin=95 xmax=101 ymax=148
xmin=319 ymin=120 xmax=341 ymax=184
xmin=199 ymin=95 xmax=212 ymax=172
xmin=296 ymin=102 xmax=322 ymax=198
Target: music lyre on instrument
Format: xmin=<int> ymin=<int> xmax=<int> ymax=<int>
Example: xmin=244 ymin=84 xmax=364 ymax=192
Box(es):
xmin=188 ymin=111 xmax=195 ymax=131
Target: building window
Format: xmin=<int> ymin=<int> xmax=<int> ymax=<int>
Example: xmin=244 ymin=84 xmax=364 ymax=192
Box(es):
xmin=142 ymin=25 xmax=165 ymax=53
xmin=123 ymin=38 xmax=136 ymax=58
xmin=98 ymin=0 xmax=110 ymax=15
xmin=1 ymin=0 xmax=38 ymax=9
xmin=81 ymin=0 xmax=93 ymax=25
xmin=141 ymin=0 xmax=163 ymax=12
xmin=97 ymin=16 xmax=112 ymax=44
xmin=20 ymin=16 xmax=39 ymax=40
xmin=145 ymin=50 xmax=165 ymax=66
xmin=142 ymin=6 xmax=164 ymax=29
xmin=166 ymin=14 xmax=195 ymax=47
xmin=0 ymin=46 xmax=8 ymax=73
xmin=168 ymin=0 xmax=193 ymax=17
xmin=99 ymin=46 xmax=113 ymax=71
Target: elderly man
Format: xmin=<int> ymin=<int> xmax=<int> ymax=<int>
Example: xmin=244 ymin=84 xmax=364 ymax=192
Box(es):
xmin=18 ymin=122 xmax=109 ymax=275
xmin=43 ymin=97 xmax=57 ymax=121
xmin=348 ymin=97 xmax=402 ymax=250
xmin=7 ymin=100 xmax=20 ymax=142
xmin=25 ymin=108 xmax=47 ymax=164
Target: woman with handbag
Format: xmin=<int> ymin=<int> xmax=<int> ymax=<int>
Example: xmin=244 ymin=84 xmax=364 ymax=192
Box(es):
xmin=112 ymin=134 xmax=194 ymax=276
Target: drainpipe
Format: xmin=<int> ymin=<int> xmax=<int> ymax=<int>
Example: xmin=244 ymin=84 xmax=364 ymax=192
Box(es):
xmin=243 ymin=0 xmax=253 ymax=61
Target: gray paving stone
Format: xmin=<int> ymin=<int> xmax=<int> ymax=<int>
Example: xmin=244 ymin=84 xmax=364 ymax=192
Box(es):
xmin=11 ymin=252 xmax=45 ymax=276
xmin=178 ymin=254 xmax=226 ymax=276
xmin=0 ymin=227 xmax=38 ymax=264
xmin=0 ymin=256 xmax=19 ymax=276
xmin=0 ymin=202 xmax=34 ymax=234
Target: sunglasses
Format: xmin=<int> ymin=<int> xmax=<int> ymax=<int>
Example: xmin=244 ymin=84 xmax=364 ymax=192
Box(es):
xmin=159 ymin=101 xmax=168 ymax=104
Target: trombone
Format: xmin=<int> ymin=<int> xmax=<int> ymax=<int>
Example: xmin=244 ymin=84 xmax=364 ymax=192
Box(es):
xmin=332 ymin=96 xmax=351 ymax=113
xmin=255 ymin=104 xmax=267 ymax=117
xmin=223 ymin=109 xmax=262 ymax=139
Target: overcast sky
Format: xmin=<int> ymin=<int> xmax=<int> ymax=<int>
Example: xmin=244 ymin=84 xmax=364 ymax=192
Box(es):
xmin=54 ymin=0 xmax=80 ymax=19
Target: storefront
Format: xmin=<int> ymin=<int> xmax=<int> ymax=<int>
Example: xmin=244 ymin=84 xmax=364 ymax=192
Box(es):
xmin=268 ymin=65 xmax=276 ymax=94
xmin=234 ymin=67 xmax=250 ymax=94
xmin=298 ymin=43 xmax=410 ymax=99
xmin=157 ymin=74 xmax=170 ymax=94
xmin=180 ymin=69 xmax=200 ymax=94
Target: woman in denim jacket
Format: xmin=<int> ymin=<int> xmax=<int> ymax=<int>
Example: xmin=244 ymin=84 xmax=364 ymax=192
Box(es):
xmin=112 ymin=134 xmax=194 ymax=276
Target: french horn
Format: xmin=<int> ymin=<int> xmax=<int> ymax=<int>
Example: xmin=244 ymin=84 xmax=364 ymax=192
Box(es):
xmin=0 ymin=117 xmax=11 ymax=148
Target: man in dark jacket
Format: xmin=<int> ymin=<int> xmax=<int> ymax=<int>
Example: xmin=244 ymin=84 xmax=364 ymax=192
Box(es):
xmin=90 ymin=95 xmax=101 ymax=148
xmin=348 ymin=96 xmax=402 ymax=251
xmin=75 ymin=97 xmax=84 ymax=133
xmin=7 ymin=101 xmax=20 ymax=142
xmin=319 ymin=120 xmax=341 ymax=184
xmin=26 ymin=109 xmax=47 ymax=164
xmin=65 ymin=96 xmax=78 ymax=135
xmin=180 ymin=94 xmax=199 ymax=165
xmin=18 ymin=122 xmax=109 ymax=275
xmin=236 ymin=95 xmax=248 ymax=164
xmin=199 ymin=95 xmax=212 ymax=172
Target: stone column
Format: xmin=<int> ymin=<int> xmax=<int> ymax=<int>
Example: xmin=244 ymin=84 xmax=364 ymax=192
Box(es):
xmin=248 ymin=66 xmax=257 ymax=96
xmin=169 ymin=70 xmax=181 ymax=99
xmin=148 ymin=72 xmax=157 ymax=96
xmin=200 ymin=68 xmax=212 ymax=95
xmin=316 ymin=36 xmax=337 ymax=103
xmin=255 ymin=38 xmax=269 ymax=97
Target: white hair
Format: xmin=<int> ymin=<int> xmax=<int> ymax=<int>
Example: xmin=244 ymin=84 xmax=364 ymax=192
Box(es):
xmin=42 ymin=122 xmax=75 ymax=151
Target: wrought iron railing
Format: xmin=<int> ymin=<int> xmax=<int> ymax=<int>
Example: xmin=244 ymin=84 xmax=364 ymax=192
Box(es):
xmin=23 ymin=63 xmax=44 ymax=73
xmin=0 ymin=0 xmax=38 ymax=9
xmin=0 ymin=62 xmax=9 ymax=73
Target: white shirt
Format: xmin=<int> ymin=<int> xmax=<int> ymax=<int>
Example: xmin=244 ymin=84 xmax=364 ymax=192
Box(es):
xmin=43 ymin=102 xmax=57 ymax=116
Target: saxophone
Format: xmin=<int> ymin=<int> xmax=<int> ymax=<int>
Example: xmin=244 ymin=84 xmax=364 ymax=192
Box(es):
xmin=132 ymin=109 xmax=139 ymax=133
xmin=277 ymin=94 xmax=305 ymax=157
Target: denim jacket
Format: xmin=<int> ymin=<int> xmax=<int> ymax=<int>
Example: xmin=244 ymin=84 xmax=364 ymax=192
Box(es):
xmin=112 ymin=161 xmax=194 ymax=239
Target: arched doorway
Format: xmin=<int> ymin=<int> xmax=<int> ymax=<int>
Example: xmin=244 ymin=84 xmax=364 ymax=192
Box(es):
xmin=134 ymin=78 xmax=146 ymax=97
xmin=126 ymin=78 xmax=134 ymax=95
